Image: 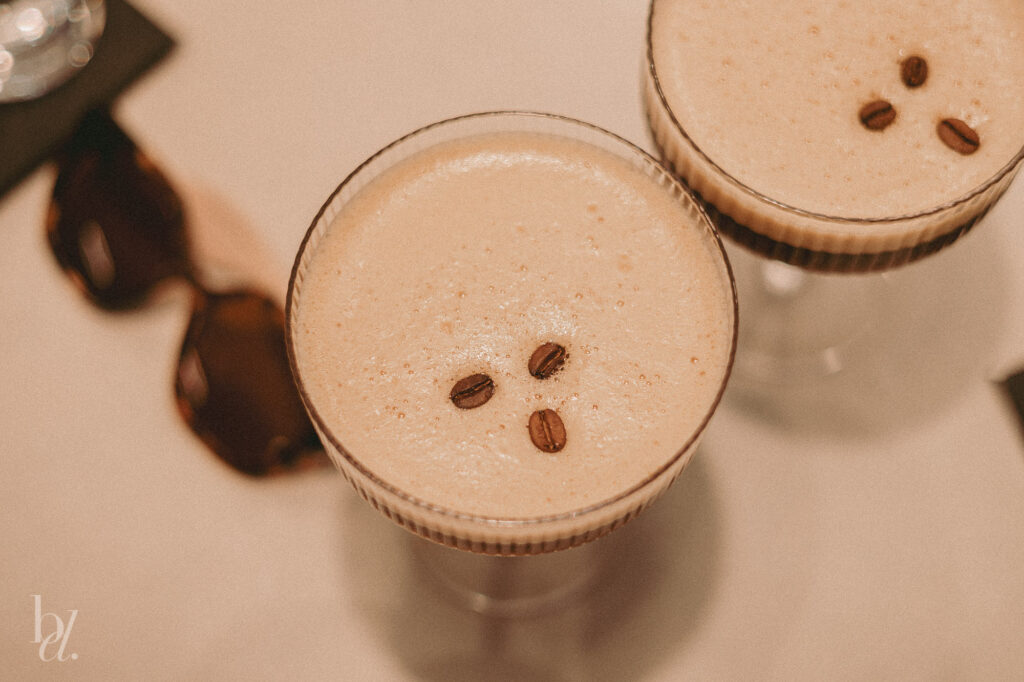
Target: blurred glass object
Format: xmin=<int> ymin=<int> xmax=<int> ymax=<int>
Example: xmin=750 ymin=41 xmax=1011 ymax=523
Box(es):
xmin=0 ymin=0 xmax=105 ymax=102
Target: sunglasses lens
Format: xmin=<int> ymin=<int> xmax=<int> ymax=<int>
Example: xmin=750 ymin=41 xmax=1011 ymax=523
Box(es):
xmin=175 ymin=289 xmax=323 ymax=476
xmin=47 ymin=110 xmax=191 ymax=309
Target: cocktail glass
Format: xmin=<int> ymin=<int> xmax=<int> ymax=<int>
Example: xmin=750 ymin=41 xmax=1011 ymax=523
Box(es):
xmin=644 ymin=0 xmax=1024 ymax=419
xmin=285 ymin=111 xmax=737 ymax=614
xmin=0 ymin=0 xmax=105 ymax=102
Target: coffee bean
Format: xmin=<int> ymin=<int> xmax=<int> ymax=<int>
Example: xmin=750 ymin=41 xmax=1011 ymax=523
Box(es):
xmin=528 ymin=342 xmax=567 ymax=379
xmin=450 ymin=373 xmax=495 ymax=409
xmin=937 ymin=118 xmax=980 ymax=155
xmin=528 ymin=409 xmax=567 ymax=453
xmin=900 ymin=55 xmax=928 ymax=88
xmin=859 ymin=100 xmax=896 ymax=131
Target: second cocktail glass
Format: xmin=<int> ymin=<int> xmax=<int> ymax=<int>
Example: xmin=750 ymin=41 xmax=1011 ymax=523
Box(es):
xmin=644 ymin=0 xmax=1024 ymax=404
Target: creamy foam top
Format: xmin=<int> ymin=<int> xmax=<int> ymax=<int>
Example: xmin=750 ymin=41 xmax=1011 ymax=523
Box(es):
xmin=651 ymin=0 xmax=1024 ymax=218
xmin=294 ymin=131 xmax=733 ymax=518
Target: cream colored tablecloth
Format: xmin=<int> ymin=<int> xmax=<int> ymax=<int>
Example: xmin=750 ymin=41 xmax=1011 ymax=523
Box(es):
xmin=2 ymin=2 xmax=1022 ymax=679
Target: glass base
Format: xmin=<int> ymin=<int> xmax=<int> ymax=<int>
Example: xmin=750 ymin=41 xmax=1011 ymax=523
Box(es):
xmin=724 ymin=236 xmax=1007 ymax=434
xmin=730 ymin=249 xmax=882 ymax=385
xmin=411 ymin=536 xmax=604 ymax=618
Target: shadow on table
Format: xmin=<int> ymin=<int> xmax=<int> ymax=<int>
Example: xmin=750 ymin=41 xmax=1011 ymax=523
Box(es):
xmin=339 ymin=452 xmax=723 ymax=682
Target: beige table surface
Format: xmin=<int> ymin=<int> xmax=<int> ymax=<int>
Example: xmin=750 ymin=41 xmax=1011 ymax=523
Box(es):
xmin=2 ymin=2 xmax=1023 ymax=679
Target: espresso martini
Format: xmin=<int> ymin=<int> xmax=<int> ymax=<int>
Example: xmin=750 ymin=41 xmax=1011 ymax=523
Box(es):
xmin=288 ymin=115 xmax=735 ymax=547
xmin=647 ymin=0 xmax=1024 ymax=269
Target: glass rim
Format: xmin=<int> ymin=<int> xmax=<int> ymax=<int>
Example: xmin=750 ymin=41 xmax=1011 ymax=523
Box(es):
xmin=285 ymin=110 xmax=738 ymax=529
xmin=644 ymin=0 xmax=1024 ymax=227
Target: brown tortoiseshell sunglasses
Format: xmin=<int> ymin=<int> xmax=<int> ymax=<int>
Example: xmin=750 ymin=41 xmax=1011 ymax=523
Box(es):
xmin=46 ymin=109 xmax=325 ymax=476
